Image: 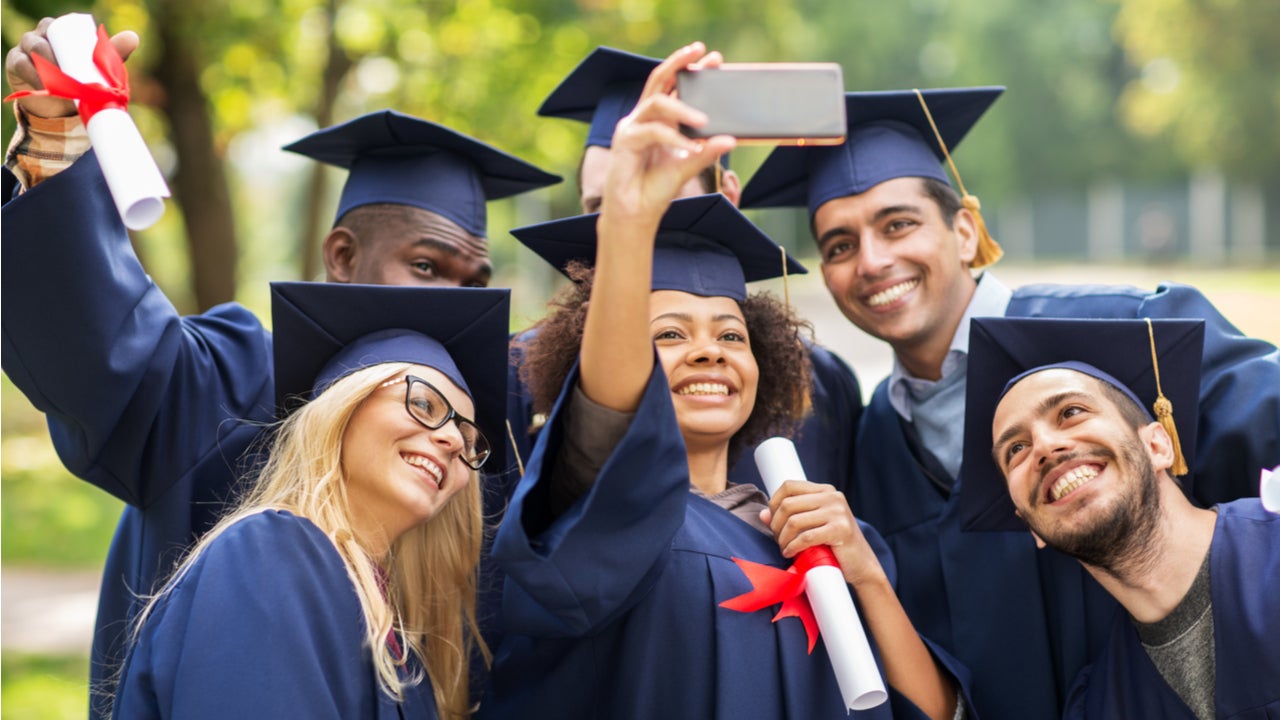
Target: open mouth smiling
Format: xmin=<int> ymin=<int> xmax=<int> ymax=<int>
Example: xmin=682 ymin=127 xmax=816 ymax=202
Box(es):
xmin=401 ymin=453 xmax=445 ymax=489
xmin=865 ymin=278 xmax=920 ymax=308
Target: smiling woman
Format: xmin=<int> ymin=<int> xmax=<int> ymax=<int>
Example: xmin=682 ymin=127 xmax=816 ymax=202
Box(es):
xmin=483 ymin=44 xmax=970 ymax=720
xmin=109 ymin=283 xmax=511 ymax=720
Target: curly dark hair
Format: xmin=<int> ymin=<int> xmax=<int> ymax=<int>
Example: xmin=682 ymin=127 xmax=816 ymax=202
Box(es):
xmin=517 ymin=261 xmax=814 ymax=462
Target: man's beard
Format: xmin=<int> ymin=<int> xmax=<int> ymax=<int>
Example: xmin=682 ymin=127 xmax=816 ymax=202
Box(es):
xmin=1026 ymin=437 xmax=1162 ymax=577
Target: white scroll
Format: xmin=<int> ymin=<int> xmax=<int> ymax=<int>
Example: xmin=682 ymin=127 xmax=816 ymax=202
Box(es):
xmin=47 ymin=13 xmax=169 ymax=230
xmin=754 ymin=437 xmax=888 ymax=711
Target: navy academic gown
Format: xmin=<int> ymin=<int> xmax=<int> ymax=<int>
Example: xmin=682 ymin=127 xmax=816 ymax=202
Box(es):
xmin=2 ymin=154 xmax=276 ymax=716
xmin=1064 ymin=500 xmax=1280 ymax=719
xmin=847 ymin=282 xmax=1280 ymax=720
xmin=112 ymin=510 xmax=437 ymax=719
xmin=485 ymin=363 xmax=972 ymax=720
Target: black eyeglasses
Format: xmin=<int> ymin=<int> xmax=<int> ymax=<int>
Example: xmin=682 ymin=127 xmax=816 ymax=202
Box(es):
xmin=383 ymin=375 xmax=491 ymax=470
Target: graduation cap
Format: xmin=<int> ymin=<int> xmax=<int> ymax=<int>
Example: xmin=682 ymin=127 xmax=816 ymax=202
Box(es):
xmin=539 ymin=46 xmax=660 ymax=149
xmin=539 ymin=46 xmax=731 ymax=172
xmin=509 ymin=194 xmax=805 ymax=302
xmin=740 ymin=87 xmax=1004 ymax=267
xmin=961 ymin=317 xmax=1205 ymax=532
xmin=270 ymin=281 xmax=511 ymax=471
xmin=283 ymin=109 xmax=561 ymax=237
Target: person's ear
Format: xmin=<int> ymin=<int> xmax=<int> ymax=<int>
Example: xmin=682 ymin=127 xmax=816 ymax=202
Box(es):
xmin=322 ymin=227 xmax=357 ymax=283
xmin=954 ymin=205 xmax=979 ymax=266
xmin=1139 ymin=421 xmax=1175 ymax=475
xmin=719 ymin=169 xmax=742 ymax=207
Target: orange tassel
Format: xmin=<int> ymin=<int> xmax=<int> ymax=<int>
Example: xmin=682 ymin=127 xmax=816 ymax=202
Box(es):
xmin=1146 ymin=319 xmax=1188 ymax=476
xmin=962 ymin=194 xmax=1003 ymax=269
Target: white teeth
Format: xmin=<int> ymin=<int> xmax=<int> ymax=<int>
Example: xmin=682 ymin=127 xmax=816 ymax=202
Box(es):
xmin=867 ymin=279 xmax=920 ymax=307
xmin=1049 ymin=465 xmax=1100 ymax=502
xmin=676 ymin=382 xmax=730 ymax=396
xmin=402 ymin=454 xmax=444 ymax=485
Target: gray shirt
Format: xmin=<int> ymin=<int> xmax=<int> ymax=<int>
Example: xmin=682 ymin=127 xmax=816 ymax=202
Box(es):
xmin=1133 ymin=548 xmax=1216 ymax=720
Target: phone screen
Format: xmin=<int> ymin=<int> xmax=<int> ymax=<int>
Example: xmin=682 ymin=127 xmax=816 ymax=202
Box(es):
xmin=677 ymin=64 xmax=846 ymax=145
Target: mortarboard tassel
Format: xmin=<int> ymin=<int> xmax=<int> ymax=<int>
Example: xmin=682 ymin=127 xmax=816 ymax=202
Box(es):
xmin=913 ymin=90 xmax=1003 ymax=269
xmin=505 ymin=419 xmax=526 ymax=477
xmin=1146 ymin=319 xmax=1188 ymax=476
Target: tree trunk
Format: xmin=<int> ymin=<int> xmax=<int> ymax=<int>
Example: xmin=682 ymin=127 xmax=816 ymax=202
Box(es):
xmin=299 ymin=0 xmax=354 ymax=281
xmin=151 ymin=1 xmax=239 ymax=311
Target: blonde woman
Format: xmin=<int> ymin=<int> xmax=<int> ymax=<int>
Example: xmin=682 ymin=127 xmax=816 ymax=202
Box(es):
xmin=111 ymin=283 xmax=510 ymax=720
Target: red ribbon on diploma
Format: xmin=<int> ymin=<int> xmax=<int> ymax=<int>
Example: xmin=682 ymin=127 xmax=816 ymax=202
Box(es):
xmin=719 ymin=546 xmax=840 ymax=653
xmin=4 ymin=25 xmax=130 ymax=126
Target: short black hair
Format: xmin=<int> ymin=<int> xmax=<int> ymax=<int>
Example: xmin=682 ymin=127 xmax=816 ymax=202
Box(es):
xmin=1090 ymin=375 xmax=1155 ymax=431
xmin=920 ymin=177 xmax=962 ymax=229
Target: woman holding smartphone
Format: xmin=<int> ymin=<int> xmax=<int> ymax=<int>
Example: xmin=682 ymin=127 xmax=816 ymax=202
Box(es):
xmin=484 ymin=44 xmax=971 ymax=720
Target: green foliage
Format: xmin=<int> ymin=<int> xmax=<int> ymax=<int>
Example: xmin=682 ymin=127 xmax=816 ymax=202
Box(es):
xmin=1 ymin=653 xmax=91 ymax=720
xmin=2 ymin=378 xmax=121 ymax=568
xmin=1 ymin=0 xmax=1275 ymax=309
xmin=1115 ymin=0 xmax=1280 ymax=181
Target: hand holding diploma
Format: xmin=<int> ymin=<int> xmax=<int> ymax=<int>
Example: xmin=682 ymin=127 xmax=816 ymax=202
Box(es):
xmin=720 ymin=437 xmax=888 ymax=711
xmin=5 ymin=14 xmax=168 ymax=229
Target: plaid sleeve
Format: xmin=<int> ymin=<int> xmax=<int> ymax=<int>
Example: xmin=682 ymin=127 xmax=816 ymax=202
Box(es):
xmin=5 ymin=105 xmax=90 ymax=192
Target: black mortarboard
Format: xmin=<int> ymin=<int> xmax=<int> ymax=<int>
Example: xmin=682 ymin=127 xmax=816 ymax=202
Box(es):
xmin=509 ymin=194 xmax=805 ymax=302
xmin=282 ymin=110 xmax=561 ymax=236
xmin=740 ymin=87 xmax=1002 ymax=216
xmin=962 ymin=317 xmax=1205 ymax=531
xmin=271 ymin=282 xmax=511 ymax=471
xmin=538 ymin=46 xmax=660 ymax=149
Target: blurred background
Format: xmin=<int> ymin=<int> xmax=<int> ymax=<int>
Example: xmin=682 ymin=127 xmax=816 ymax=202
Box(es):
xmin=2 ymin=0 xmax=1277 ymax=716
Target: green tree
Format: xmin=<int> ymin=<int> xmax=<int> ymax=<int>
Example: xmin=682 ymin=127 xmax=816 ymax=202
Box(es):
xmin=1114 ymin=0 xmax=1280 ymax=184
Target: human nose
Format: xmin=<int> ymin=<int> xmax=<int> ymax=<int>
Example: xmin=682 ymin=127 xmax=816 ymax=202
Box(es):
xmin=428 ymin=418 xmax=467 ymax=455
xmin=855 ymin=234 xmax=894 ymax=278
xmin=1031 ymin=425 xmax=1073 ymax=469
xmin=687 ymin=335 xmax=726 ymax=364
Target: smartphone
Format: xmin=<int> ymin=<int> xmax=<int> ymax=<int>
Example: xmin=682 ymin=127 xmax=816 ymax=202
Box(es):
xmin=676 ymin=63 xmax=846 ymax=145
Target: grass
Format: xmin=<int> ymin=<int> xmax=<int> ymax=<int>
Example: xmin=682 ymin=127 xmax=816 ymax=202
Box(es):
xmin=1 ymin=654 xmax=91 ymax=720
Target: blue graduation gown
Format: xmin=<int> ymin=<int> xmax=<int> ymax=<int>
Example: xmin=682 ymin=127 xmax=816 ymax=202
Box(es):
xmin=1064 ymin=500 xmax=1280 ymax=719
xmin=112 ymin=510 xmax=437 ymax=719
xmin=1 ymin=155 xmax=276 ymax=716
xmin=486 ymin=363 xmax=971 ymax=719
xmin=847 ymin=282 xmax=1280 ymax=720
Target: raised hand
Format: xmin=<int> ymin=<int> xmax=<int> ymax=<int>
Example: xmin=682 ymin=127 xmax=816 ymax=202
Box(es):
xmin=5 ymin=17 xmax=139 ymax=119
xmin=599 ymin=42 xmax=736 ymax=228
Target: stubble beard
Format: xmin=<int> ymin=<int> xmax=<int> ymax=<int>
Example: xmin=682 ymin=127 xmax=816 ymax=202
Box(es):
xmin=1027 ymin=438 xmax=1163 ymax=579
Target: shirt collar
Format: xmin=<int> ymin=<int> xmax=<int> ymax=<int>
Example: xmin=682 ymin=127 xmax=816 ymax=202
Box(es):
xmin=887 ymin=272 xmax=1012 ymax=420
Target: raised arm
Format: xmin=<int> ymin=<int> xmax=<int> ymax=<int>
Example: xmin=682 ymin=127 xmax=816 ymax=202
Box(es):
xmin=580 ymin=43 xmax=735 ymax=412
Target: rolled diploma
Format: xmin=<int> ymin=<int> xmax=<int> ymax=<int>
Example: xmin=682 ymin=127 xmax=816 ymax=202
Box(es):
xmin=46 ymin=13 xmax=169 ymax=230
xmin=754 ymin=437 xmax=888 ymax=711
xmin=1261 ymin=465 xmax=1279 ymax=514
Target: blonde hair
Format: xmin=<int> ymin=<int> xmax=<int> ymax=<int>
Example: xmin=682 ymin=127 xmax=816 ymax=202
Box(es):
xmin=131 ymin=363 xmax=489 ymax=719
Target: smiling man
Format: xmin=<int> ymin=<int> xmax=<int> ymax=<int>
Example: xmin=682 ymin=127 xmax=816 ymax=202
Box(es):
xmin=972 ymin=317 xmax=1280 ymax=719
xmin=740 ymin=87 xmax=1280 ymax=719
xmin=2 ymin=22 xmax=558 ymax=718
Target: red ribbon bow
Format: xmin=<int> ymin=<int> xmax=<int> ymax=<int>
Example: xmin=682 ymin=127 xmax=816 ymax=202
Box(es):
xmin=4 ymin=25 xmax=130 ymax=127
xmin=718 ymin=546 xmax=840 ymax=653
